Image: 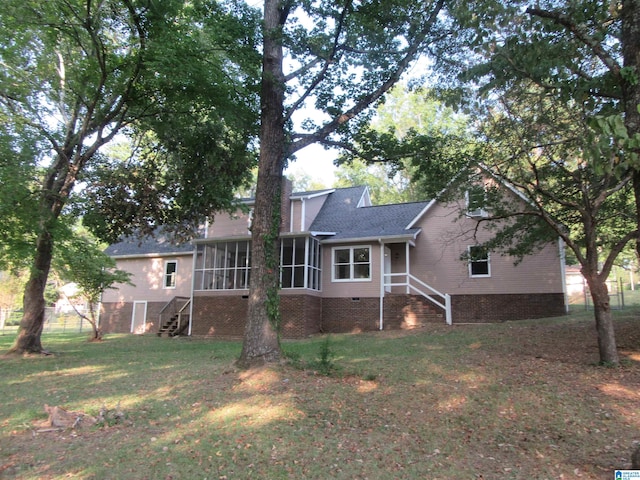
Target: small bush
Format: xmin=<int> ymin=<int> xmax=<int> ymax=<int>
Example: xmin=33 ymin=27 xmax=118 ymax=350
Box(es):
xmin=312 ymin=336 xmax=337 ymax=376
xmin=282 ymin=348 xmax=303 ymax=369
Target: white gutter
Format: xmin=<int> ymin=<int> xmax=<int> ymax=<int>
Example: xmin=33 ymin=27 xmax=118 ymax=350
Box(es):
xmin=192 ymin=235 xmax=251 ymax=244
xmin=109 ymin=251 xmax=193 ymax=260
xmin=320 ymin=232 xmax=419 ymax=244
xmin=291 ymin=188 xmax=335 ymax=200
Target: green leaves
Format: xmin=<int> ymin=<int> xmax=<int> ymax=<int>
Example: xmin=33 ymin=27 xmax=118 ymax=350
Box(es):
xmin=620 ymin=66 xmax=639 ymax=86
xmin=0 ymin=0 xmax=262 ymax=246
xmin=54 ymin=232 xmax=133 ymax=305
xmin=587 ymin=114 xmax=640 ymax=175
xmin=335 ymin=85 xmax=474 ymax=201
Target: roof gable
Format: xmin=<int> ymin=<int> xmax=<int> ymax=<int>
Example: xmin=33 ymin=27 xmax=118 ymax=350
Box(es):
xmin=310 ymin=186 xmax=430 ymax=241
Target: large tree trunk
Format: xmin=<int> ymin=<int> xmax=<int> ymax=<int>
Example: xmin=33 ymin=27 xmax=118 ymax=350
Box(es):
xmin=621 ymin=1 xmax=640 ymax=260
xmin=8 ymin=228 xmax=54 ymax=354
xmin=633 ymin=172 xmax=640 ymax=262
xmin=237 ymin=0 xmax=287 ymax=368
xmin=8 ymin=151 xmax=71 ymax=355
xmin=584 ymin=275 xmax=619 ymax=366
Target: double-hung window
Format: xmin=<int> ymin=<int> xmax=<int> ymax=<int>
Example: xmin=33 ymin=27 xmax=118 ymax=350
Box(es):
xmin=466 ymin=184 xmax=488 ymax=218
xmin=468 ymin=246 xmax=490 ymax=277
xmin=332 ymin=246 xmax=371 ymax=281
xmin=164 ymin=261 xmax=177 ymax=288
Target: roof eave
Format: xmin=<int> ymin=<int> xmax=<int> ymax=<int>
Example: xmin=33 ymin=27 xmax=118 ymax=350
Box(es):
xmin=192 ymin=234 xmax=251 ymax=244
xmin=319 ymin=232 xmax=420 ymax=244
xmin=108 ymin=251 xmax=194 ymax=259
xmin=406 ymin=199 xmax=437 ymax=229
xmin=291 ymin=189 xmax=335 ymax=200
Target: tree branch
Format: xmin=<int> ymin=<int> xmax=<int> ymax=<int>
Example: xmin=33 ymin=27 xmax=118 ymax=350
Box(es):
xmin=287 ymin=0 xmax=446 ymax=156
xmin=600 ymin=229 xmax=639 ymax=280
xmin=526 ymin=7 xmax=622 ymax=79
xmin=284 ymin=2 xmax=351 ymax=123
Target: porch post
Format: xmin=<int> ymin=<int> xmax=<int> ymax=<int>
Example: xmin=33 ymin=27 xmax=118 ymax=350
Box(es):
xmin=188 ymin=247 xmax=197 ymax=336
xmin=303 ymin=236 xmax=309 ymax=289
xmin=379 ymin=239 xmax=385 ymax=330
xmin=405 ymin=242 xmax=410 ymax=294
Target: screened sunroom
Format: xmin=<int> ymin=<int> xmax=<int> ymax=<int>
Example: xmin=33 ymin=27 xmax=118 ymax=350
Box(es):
xmin=192 ymin=235 xmax=322 ymax=292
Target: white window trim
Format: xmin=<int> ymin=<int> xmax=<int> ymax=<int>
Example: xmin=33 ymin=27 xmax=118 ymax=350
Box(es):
xmin=465 ymin=187 xmax=488 ymax=218
xmin=164 ymin=260 xmax=178 ymax=289
xmin=468 ymin=246 xmax=491 ymax=278
xmin=331 ymin=245 xmax=372 ymax=282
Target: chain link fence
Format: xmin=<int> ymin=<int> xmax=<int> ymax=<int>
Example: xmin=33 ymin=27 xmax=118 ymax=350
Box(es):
xmin=567 ymin=277 xmax=640 ymax=311
xmin=0 ymin=307 xmax=92 ymax=336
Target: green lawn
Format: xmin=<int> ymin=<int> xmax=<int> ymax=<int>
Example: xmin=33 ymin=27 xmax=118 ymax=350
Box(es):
xmin=1 ymin=311 xmax=639 ymax=479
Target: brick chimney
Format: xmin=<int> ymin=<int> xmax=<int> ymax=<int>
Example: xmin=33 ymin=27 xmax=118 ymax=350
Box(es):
xmin=280 ymin=177 xmax=293 ymax=232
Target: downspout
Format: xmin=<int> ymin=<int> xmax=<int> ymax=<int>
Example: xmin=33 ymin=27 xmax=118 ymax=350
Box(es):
xmin=379 ymin=239 xmax=385 ymax=330
xmin=559 ymin=237 xmax=569 ymax=314
xmin=300 ymin=197 xmax=306 ymax=231
xmin=188 ymin=247 xmax=196 ymax=336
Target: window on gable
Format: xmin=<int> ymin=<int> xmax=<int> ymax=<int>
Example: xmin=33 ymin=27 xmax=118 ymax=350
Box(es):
xmin=466 ymin=184 xmax=488 ymax=218
xmin=332 ymin=246 xmax=371 ymax=282
xmin=468 ymin=246 xmax=490 ymax=277
xmin=164 ymin=261 xmax=177 ymax=288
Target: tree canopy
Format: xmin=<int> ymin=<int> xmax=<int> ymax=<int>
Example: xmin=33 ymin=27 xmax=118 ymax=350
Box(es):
xmin=335 ymin=85 xmax=472 ymax=203
xmin=0 ymin=0 xmax=260 ymax=354
xmin=433 ymin=0 xmax=640 ymax=365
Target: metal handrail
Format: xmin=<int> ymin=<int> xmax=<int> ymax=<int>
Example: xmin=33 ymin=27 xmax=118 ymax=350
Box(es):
xmin=383 ymin=272 xmax=452 ymax=325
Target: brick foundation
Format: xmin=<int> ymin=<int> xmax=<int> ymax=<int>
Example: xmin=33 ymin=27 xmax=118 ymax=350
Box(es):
xmin=321 ymin=295 xmax=444 ymax=333
xmin=100 ymin=292 xmax=567 ymax=336
xmin=383 ymin=294 xmax=443 ymax=329
xmin=280 ymin=295 xmax=322 ymax=338
xmin=191 ymin=296 xmax=248 ymax=337
xmin=321 ymin=297 xmax=380 ymax=333
xmin=451 ymin=293 xmax=566 ymax=323
xmin=100 ymin=302 xmax=132 ymax=333
xmin=99 ymin=301 xmax=165 ymax=334
xmin=190 ymin=294 xmax=322 ymax=338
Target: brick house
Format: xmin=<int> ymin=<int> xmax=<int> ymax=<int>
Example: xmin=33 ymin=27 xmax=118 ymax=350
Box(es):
xmin=99 ymin=181 xmax=567 ymax=337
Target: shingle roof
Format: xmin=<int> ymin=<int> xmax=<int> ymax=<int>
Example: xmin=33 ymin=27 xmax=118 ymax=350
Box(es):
xmin=105 ymin=186 xmax=431 ymax=255
xmin=104 ymin=232 xmax=193 ymax=257
xmin=310 ymin=186 xmax=429 ymax=241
